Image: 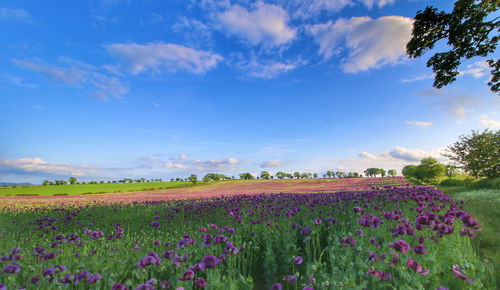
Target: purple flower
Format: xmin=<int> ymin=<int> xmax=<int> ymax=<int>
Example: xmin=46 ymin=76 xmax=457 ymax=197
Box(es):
xmin=271 ymin=283 xmax=282 ymax=290
xmin=86 ymin=273 xmax=102 ymax=284
xmin=293 ymin=256 xmax=303 ymax=265
xmin=160 ymin=281 xmax=171 ymax=289
xmin=366 ymin=268 xmax=392 ymax=281
xmin=194 ymin=278 xmax=206 ymax=288
xmin=200 ymin=255 xmax=222 ymax=270
xmin=283 ymin=275 xmax=297 ymax=284
xmin=452 ymin=265 xmax=474 ymax=284
xmin=300 ymin=227 xmax=311 ymax=235
xmin=390 ymin=240 xmax=410 ymax=254
xmin=3 ymin=263 xmax=20 ymax=274
xmin=413 ymin=245 xmax=427 ymax=255
xmin=30 ymin=276 xmax=40 ymax=285
xmin=436 ymin=287 xmax=449 ymax=290
xmin=303 ymin=287 xmax=314 ymax=290
xmin=112 ymin=283 xmax=128 ymax=290
xmin=178 ymin=270 xmax=195 ymax=281
xmin=314 ymin=218 xmax=322 ymax=225
xmin=0 ymin=283 xmax=5 ymax=290
xmin=406 ymin=258 xmax=430 ymax=275
xmin=151 ymin=221 xmax=160 ymax=228
xmin=77 ymin=270 xmax=90 ymax=280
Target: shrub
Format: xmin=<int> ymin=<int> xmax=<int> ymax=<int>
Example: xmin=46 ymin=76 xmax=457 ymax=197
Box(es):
xmin=439 ymin=179 xmax=466 ymax=186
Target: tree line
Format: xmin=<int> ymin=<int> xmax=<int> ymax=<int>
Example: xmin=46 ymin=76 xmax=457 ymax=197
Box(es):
xmin=402 ymin=129 xmax=499 ymax=183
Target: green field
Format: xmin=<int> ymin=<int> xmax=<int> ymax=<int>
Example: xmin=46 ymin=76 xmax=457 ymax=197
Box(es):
xmin=436 ymin=178 xmax=500 ymax=287
xmin=0 ymin=181 xmax=196 ymax=196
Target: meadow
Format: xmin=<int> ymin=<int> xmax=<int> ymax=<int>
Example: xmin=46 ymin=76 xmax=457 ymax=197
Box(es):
xmin=0 ymin=178 xmax=492 ymax=289
xmin=0 ymin=182 xmax=194 ymax=196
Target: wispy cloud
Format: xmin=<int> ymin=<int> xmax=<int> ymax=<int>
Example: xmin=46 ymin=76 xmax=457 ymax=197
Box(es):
xmin=106 ymin=42 xmax=223 ymax=75
xmin=479 ymin=114 xmax=500 ymax=129
xmin=172 ymin=17 xmax=214 ymax=48
xmin=0 ymin=157 xmax=99 ymax=177
xmin=260 ymin=160 xmax=285 ymax=168
xmin=232 ymin=53 xmax=300 ymax=79
xmin=0 ymin=7 xmax=33 ymax=23
xmin=307 ymin=16 xmax=413 ymax=73
xmin=405 ymin=120 xmax=432 ymax=129
xmin=216 ymin=2 xmax=297 ymax=49
xmin=415 ymin=88 xmax=478 ymax=119
xmin=12 ymin=57 xmax=128 ymax=100
xmin=0 ymin=74 xmax=38 ymax=88
xmin=400 ymin=73 xmax=434 ymax=83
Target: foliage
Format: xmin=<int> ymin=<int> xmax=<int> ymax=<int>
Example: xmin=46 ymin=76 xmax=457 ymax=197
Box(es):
xmin=446 ymin=129 xmax=500 ymax=178
xmin=188 ymin=174 xmax=198 ymax=184
xmin=239 ymin=173 xmax=255 ymax=180
xmin=406 ymin=0 xmax=500 ymax=93
xmin=260 ymin=171 xmax=271 ymax=180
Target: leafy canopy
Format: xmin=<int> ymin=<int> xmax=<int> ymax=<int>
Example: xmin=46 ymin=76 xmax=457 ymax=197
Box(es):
xmin=445 ymin=129 xmax=500 ymax=178
xmin=406 ymin=0 xmax=500 ymax=93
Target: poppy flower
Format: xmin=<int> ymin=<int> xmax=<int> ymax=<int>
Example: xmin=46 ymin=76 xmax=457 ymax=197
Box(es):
xmin=406 ymin=258 xmax=430 ymax=275
xmin=390 ymin=240 xmax=410 ymax=254
xmin=293 ymin=256 xmax=303 ymax=265
xmin=452 ymin=265 xmax=474 ymax=284
xmin=178 ymin=270 xmax=194 ymax=281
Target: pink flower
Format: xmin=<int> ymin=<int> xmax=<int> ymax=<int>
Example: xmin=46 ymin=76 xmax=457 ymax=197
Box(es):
xmin=452 ymin=265 xmax=474 ymax=284
xmin=406 ymin=258 xmax=429 ymax=275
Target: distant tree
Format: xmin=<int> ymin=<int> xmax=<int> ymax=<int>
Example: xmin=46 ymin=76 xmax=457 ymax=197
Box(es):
xmin=388 ymin=169 xmax=397 ymax=177
xmin=313 ymin=173 xmax=318 ymax=178
xmin=364 ymin=168 xmax=380 ymax=177
xmin=260 ymin=171 xmax=271 ymax=179
xmin=188 ymin=174 xmax=198 ymax=184
xmin=99 ymin=180 xmax=104 ymax=184
xmin=42 ymin=180 xmax=49 ymax=186
xmin=68 ymin=177 xmax=77 ymax=185
xmin=445 ymin=129 xmax=500 ymax=178
xmin=415 ymin=157 xmax=447 ymax=183
xmin=239 ymin=173 xmax=255 ymax=180
xmin=286 ymin=173 xmax=294 ymax=179
xmin=446 ymin=164 xmax=459 ymax=178
xmin=170 ymin=178 xmax=174 ymax=182
xmin=380 ymin=169 xmax=387 ymax=177
xmin=293 ymin=172 xmax=301 ymax=179
xmin=402 ymin=165 xmax=418 ymax=178
xmin=275 ymin=172 xmax=286 ymax=179
xmin=406 ymin=0 xmax=500 ymax=93
xmin=140 ymin=177 xmax=146 ymax=183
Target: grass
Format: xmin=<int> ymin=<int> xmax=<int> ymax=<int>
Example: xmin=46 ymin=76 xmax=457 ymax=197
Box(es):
xmin=0 ymin=181 xmax=196 ymax=196
xmin=436 ymin=178 xmax=500 ymax=287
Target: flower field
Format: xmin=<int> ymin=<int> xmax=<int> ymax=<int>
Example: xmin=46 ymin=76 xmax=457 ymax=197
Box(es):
xmin=0 ymin=182 xmax=490 ymax=289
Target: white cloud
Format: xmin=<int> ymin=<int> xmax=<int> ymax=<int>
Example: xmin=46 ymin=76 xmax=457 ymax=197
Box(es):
xmin=359 ymin=0 xmax=395 ymax=9
xmin=234 ymin=54 xmax=298 ymax=79
xmin=0 ymin=8 xmax=32 ymax=23
xmin=479 ymin=115 xmax=500 ymax=129
xmin=172 ymin=16 xmax=214 ymax=48
xmin=260 ymin=160 xmax=285 ymax=168
xmin=400 ymin=73 xmax=434 ymax=83
xmin=358 ymin=151 xmax=377 ymax=160
xmin=227 ymin=157 xmax=239 ymax=164
xmin=460 ymin=60 xmax=490 ymax=78
xmin=0 ymin=157 xmax=98 ymax=177
xmin=386 ymin=146 xmax=445 ymax=162
xmin=106 ymin=42 xmax=223 ymax=75
xmin=307 ymin=16 xmax=413 ymax=73
xmin=415 ymin=88 xmax=478 ymax=119
xmin=405 ymin=120 xmax=432 ymax=128
xmin=12 ymin=58 xmax=128 ymax=100
xmin=152 ymin=102 xmax=160 ymax=108
xmin=216 ymin=2 xmax=297 ymax=48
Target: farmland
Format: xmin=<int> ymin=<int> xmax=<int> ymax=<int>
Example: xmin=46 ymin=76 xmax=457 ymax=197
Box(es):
xmin=0 ymin=181 xmax=194 ymax=197
xmin=0 ymin=178 xmax=492 ymax=289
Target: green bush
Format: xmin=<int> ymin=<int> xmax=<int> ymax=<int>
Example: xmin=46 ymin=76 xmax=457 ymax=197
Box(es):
xmin=472 ymin=177 xmax=500 ymax=190
xmin=439 ymin=178 xmax=466 ymax=186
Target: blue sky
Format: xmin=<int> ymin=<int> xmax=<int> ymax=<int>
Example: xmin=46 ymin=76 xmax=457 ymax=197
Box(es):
xmin=0 ymin=0 xmax=498 ymax=183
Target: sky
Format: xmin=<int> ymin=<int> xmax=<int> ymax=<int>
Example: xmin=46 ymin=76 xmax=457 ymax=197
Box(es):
xmin=0 ymin=0 xmax=499 ymax=183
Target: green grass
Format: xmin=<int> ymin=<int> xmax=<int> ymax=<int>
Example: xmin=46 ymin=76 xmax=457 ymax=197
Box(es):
xmin=0 ymin=181 xmax=196 ymax=196
xmin=436 ymin=181 xmax=500 ymax=288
